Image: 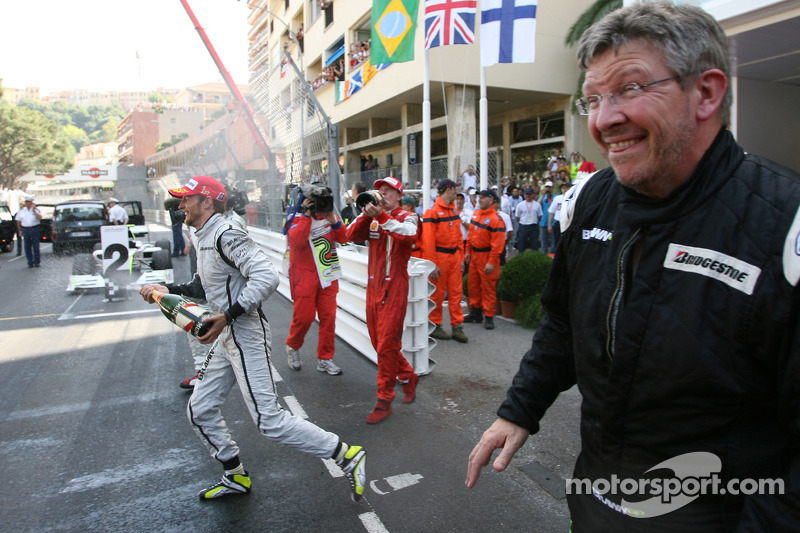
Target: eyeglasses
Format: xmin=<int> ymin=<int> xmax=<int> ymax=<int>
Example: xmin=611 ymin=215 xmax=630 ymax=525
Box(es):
xmin=575 ymin=75 xmax=680 ymax=116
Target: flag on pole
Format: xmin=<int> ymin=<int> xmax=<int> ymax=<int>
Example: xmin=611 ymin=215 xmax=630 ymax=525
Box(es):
xmin=371 ymin=0 xmax=419 ymax=64
xmin=424 ymin=0 xmax=476 ymax=49
xmin=480 ymin=0 xmax=537 ymax=67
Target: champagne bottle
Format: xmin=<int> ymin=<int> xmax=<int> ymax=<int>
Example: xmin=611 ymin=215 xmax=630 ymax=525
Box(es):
xmin=152 ymin=291 xmax=214 ymax=337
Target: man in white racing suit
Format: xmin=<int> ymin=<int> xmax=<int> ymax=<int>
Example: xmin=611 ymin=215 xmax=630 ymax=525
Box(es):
xmin=140 ymin=175 xmax=366 ymax=502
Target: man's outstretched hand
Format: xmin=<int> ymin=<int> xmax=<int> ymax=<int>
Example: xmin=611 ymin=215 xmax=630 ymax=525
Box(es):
xmin=466 ymin=418 xmax=529 ymax=488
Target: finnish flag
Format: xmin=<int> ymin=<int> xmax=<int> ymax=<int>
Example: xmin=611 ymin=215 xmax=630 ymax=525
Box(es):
xmin=480 ymin=0 xmax=537 ymax=67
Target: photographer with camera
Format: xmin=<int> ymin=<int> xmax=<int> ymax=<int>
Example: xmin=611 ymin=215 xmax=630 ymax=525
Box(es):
xmin=167 ymin=201 xmax=186 ymax=257
xmin=285 ymin=184 xmax=349 ymax=376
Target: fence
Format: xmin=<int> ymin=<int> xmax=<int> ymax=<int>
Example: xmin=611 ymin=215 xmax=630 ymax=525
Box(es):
xmin=152 ymin=46 xmax=437 ymax=372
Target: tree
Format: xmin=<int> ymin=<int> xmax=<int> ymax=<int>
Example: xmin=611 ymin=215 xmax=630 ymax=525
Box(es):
xmin=0 ymin=103 xmax=72 ymax=189
xmin=16 ymin=100 xmax=126 ymax=152
xmin=62 ymin=124 xmax=90 ymax=152
xmin=91 ymin=119 xmax=120 ymax=144
xmin=564 ymin=0 xmax=622 ymax=112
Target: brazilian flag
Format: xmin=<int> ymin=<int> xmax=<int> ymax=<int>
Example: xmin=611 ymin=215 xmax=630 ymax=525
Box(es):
xmin=371 ymin=0 xmax=419 ymax=64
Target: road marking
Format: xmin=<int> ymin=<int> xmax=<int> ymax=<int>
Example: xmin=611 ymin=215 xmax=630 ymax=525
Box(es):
xmin=359 ymin=512 xmax=391 ymax=533
xmin=5 ymin=243 xmax=50 ymax=263
xmin=283 ymin=395 xmax=308 ymax=419
xmin=60 ymin=448 xmax=193 ymax=493
xmin=60 ymin=308 xmax=160 ymax=320
xmin=270 ymin=363 xmax=283 ymax=382
xmin=384 ymin=473 xmax=423 ymax=491
xmin=281 ymin=378 xmax=398 ymax=532
xmin=61 ymin=292 xmax=85 ymax=318
xmin=0 ymin=313 xmax=62 ymax=321
xmin=321 ymin=457 xmax=344 ymax=478
xmin=5 ymin=391 xmax=173 ymax=421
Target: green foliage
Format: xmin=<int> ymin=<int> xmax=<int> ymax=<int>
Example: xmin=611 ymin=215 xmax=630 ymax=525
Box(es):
xmin=0 ymin=103 xmax=72 ymax=188
xmin=156 ymin=133 xmax=189 ymax=151
xmin=148 ymin=93 xmax=174 ymax=104
xmin=16 ymin=99 xmax=125 ymax=152
xmin=61 ymin=124 xmax=89 ymax=152
xmin=564 ymin=0 xmax=623 ymax=47
xmin=91 ymin=119 xmax=120 ymax=144
xmin=514 ymin=293 xmax=545 ymax=329
xmin=496 ymin=251 xmax=553 ymax=302
xmin=564 ymin=0 xmax=623 ymax=114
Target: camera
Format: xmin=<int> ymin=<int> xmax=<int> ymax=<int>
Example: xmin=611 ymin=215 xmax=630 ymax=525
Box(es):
xmin=228 ymin=188 xmax=249 ymax=216
xmin=301 ymin=184 xmax=333 ymax=214
xmin=164 ymin=198 xmax=185 ymax=225
xmin=169 ymin=208 xmax=186 ymax=225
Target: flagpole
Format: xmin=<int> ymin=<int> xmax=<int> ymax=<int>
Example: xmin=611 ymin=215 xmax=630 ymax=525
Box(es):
xmin=479 ymin=66 xmax=488 ymax=190
xmin=423 ymin=48 xmax=431 ymax=210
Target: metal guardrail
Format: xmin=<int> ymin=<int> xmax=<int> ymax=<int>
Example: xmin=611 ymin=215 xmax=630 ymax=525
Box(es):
xmin=250 ymin=227 xmax=437 ymax=375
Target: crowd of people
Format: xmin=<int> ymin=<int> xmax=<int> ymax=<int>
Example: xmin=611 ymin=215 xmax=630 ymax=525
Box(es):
xmin=348 ymin=40 xmax=370 ymax=68
xmin=129 ymin=2 xmax=799 ymax=529
xmin=310 ymin=56 xmax=345 ymax=91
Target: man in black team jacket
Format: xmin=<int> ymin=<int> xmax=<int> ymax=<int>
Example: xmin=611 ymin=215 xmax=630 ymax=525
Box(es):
xmin=466 ymin=2 xmax=800 ymax=531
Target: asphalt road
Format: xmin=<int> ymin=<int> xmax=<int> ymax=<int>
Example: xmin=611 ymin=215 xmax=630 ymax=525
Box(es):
xmin=0 ymin=231 xmax=581 ymax=533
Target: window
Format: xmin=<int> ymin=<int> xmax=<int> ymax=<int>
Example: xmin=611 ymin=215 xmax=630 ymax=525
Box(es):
xmin=308 ymin=0 xmax=321 ymax=25
xmin=513 ymin=112 xmax=564 ymax=143
xmin=324 ymin=1 xmax=333 ymax=27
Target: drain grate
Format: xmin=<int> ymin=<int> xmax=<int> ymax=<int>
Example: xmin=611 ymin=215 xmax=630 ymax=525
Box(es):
xmin=518 ymin=461 xmax=567 ymax=500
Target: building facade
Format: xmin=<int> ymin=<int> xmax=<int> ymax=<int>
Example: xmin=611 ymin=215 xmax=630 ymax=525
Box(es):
xmin=246 ymin=0 xmax=605 ymax=190
xmin=116 ymin=106 xmax=205 ymax=166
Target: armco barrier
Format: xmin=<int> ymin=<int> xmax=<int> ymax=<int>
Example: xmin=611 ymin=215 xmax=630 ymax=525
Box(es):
xmin=249 ymin=227 xmax=437 ymax=375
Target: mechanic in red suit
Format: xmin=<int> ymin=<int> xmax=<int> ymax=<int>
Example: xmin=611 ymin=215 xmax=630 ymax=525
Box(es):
xmin=347 ymin=177 xmax=421 ymax=424
xmin=285 ymin=186 xmax=349 ymax=376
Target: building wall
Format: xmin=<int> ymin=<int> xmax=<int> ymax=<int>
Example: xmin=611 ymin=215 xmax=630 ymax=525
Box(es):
xmin=736 ymin=78 xmax=800 ymax=173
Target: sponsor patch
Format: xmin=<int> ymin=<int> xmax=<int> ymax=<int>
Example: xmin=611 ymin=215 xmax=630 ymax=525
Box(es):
xmin=369 ymin=219 xmax=381 ymax=239
xmin=663 ymin=244 xmax=760 ymax=295
xmin=783 ymin=205 xmax=800 ymax=286
xmin=186 ymin=179 xmax=198 ymax=190
xmin=582 ymin=227 xmax=613 ymax=243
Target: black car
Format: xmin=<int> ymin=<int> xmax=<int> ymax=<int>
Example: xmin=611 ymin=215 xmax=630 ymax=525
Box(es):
xmin=0 ymin=205 xmax=16 ymax=252
xmin=37 ymin=204 xmax=56 ymax=243
xmin=51 ymin=200 xmax=144 ymax=254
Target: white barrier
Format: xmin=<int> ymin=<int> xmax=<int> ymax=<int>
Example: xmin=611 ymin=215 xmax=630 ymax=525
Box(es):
xmin=249 ymin=227 xmax=437 ymax=375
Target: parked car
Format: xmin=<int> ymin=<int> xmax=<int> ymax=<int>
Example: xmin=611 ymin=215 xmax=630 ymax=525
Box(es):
xmin=0 ymin=205 xmax=16 ymax=252
xmin=51 ymin=200 xmax=143 ymax=254
xmin=37 ymin=203 xmax=56 ymax=243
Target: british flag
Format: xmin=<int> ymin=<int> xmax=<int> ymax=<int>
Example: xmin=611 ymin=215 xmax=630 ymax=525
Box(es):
xmin=424 ymin=0 xmax=477 ymax=50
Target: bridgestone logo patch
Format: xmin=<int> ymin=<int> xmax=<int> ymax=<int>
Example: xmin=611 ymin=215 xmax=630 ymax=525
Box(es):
xmin=664 ymin=244 xmax=760 ymax=295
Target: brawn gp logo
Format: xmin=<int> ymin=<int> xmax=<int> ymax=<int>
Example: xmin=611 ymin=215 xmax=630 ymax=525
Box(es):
xmin=582 ymin=227 xmax=613 ymax=242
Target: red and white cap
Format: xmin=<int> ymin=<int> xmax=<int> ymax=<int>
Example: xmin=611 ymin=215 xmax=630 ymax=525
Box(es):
xmin=169 ymin=176 xmax=227 ymax=202
xmin=373 ymin=176 xmax=403 ymax=194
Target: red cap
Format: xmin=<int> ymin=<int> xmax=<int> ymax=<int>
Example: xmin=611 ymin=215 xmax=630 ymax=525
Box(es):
xmin=373 ymin=176 xmax=403 ymax=194
xmin=169 ymin=176 xmax=227 ymax=202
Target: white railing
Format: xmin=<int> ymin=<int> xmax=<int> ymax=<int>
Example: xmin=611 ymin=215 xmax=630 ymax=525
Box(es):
xmin=250 ymin=227 xmax=437 ymax=375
